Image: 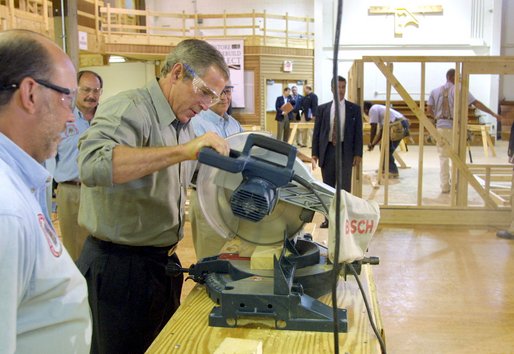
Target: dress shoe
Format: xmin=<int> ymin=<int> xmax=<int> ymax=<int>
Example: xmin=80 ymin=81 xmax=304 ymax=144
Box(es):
xmin=320 ymin=220 xmax=329 ymax=229
xmin=497 ymin=230 xmax=514 ymax=240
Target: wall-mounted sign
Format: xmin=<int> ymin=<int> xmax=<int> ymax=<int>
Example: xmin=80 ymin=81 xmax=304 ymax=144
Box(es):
xmin=78 ymin=31 xmax=88 ymax=50
xmin=368 ymin=5 xmax=443 ymax=37
xmin=208 ymin=39 xmax=245 ymax=108
xmin=283 ymin=60 xmax=293 ymax=72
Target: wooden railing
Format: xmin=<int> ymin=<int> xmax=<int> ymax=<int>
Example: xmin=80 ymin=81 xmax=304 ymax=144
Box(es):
xmin=0 ymin=0 xmax=53 ymax=35
xmin=467 ymin=164 xmax=512 ymax=206
xmin=77 ymin=2 xmax=314 ymax=49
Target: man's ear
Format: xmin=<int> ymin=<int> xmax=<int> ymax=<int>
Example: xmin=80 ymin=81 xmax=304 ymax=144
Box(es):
xmin=169 ymin=63 xmax=184 ymax=83
xmin=18 ymin=77 xmax=38 ymax=114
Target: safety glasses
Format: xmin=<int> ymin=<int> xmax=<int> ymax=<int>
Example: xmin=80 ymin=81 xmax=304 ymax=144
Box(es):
xmin=182 ymin=63 xmax=220 ymax=107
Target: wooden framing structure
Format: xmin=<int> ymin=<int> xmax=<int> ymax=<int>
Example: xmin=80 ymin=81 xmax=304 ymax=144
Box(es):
xmin=0 ymin=0 xmax=53 ymax=36
xmin=349 ymin=56 xmax=514 ymax=225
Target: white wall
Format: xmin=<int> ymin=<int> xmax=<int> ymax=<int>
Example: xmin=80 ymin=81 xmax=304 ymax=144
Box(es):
xmin=314 ymin=0 xmax=507 ymax=110
xmin=81 ymin=61 xmax=156 ymax=102
xmin=501 ymin=0 xmax=514 ymax=102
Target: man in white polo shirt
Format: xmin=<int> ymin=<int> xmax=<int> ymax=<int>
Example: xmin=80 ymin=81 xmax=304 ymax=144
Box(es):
xmin=0 ymin=30 xmax=91 ymax=353
xmin=364 ymin=101 xmax=409 ymax=178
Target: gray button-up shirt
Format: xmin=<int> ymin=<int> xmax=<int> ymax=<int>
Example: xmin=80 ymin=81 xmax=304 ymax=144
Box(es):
xmin=78 ymin=78 xmax=195 ymax=247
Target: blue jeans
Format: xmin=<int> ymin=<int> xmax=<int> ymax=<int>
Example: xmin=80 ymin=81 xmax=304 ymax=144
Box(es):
xmin=388 ymin=139 xmax=400 ymax=174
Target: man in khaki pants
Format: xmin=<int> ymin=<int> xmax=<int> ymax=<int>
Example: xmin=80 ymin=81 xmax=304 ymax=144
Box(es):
xmin=53 ymin=70 xmax=103 ymax=259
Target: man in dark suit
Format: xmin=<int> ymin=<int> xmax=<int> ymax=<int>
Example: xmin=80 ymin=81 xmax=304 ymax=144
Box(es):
xmin=275 ymin=87 xmax=295 ymax=142
xmin=311 ymin=76 xmax=363 ymax=228
xmin=299 ymin=85 xmax=318 ymax=147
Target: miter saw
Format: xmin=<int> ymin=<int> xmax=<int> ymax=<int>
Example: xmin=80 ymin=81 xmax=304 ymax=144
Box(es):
xmin=169 ymin=132 xmax=379 ymax=333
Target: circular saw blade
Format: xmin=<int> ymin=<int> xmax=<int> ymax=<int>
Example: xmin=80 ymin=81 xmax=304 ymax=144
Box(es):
xmin=196 ymin=131 xmax=307 ymax=245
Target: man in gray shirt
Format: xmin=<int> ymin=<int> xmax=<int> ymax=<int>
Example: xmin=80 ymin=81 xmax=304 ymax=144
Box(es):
xmin=77 ymin=39 xmax=230 ymax=354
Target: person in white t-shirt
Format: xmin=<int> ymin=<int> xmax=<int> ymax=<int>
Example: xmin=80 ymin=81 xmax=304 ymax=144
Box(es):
xmin=0 ymin=29 xmax=91 ymax=353
xmin=427 ymin=69 xmax=503 ymax=193
xmin=364 ymin=102 xmax=408 ymax=178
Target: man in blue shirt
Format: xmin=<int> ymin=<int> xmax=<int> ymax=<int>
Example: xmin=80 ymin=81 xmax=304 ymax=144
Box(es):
xmin=191 ymin=85 xmax=243 ymax=139
xmin=52 ymin=70 xmax=103 ymax=260
xmin=190 ymin=84 xmax=243 ymax=259
xmin=0 ymin=29 xmax=91 ymax=353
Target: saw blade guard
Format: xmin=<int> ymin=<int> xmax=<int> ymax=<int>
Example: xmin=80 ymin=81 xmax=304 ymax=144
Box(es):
xmin=195 ymin=131 xmax=319 ymax=245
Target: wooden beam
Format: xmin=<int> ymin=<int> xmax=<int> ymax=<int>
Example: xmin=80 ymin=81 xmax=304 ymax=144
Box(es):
xmin=464 ymin=61 xmax=514 ymax=75
xmin=362 ymin=56 xmax=514 ymax=63
xmin=371 ymin=58 xmax=497 ymax=208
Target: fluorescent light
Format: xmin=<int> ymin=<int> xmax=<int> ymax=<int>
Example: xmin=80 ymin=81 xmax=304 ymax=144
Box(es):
xmin=109 ymin=55 xmax=126 ymax=63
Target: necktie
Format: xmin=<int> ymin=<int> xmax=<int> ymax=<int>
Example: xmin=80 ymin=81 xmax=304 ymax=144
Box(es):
xmin=332 ymin=116 xmax=337 ymax=146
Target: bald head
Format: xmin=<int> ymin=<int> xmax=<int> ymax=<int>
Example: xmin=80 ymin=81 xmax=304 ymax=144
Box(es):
xmin=0 ymin=30 xmax=60 ymax=107
xmin=0 ymin=29 xmax=77 ymax=162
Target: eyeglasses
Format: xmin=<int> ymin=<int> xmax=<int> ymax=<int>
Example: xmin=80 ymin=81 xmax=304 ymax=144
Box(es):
xmin=0 ymin=79 xmax=76 ymax=111
xmin=220 ymin=87 xmax=233 ymax=99
xmin=78 ymin=86 xmax=103 ymax=95
xmin=182 ymin=63 xmax=220 ymax=107
xmin=35 ymin=79 xmax=77 ymax=111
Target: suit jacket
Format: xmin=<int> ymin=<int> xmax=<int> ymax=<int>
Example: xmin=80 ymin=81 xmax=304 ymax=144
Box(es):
xmin=312 ymin=99 xmax=363 ymax=177
xmin=301 ymin=92 xmax=318 ymax=121
xmin=292 ymin=94 xmax=303 ymax=120
xmin=275 ymin=95 xmax=295 ymax=121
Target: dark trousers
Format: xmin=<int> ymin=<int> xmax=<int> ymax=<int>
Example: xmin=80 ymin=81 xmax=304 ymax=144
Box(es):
xmin=321 ymin=144 xmax=352 ymax=193
xmin=385 ymin=139 xmax=401 ymax=174
xmin=77 ymin=236 xmax=183 ymax=354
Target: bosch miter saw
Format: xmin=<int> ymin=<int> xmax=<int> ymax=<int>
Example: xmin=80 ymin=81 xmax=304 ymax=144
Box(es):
xmin=169 ymin=132 xmax=379 ymax=333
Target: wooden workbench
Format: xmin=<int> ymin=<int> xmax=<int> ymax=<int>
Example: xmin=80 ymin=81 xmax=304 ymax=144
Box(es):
xmin=146 ymin=264 xmax=384 ymax=353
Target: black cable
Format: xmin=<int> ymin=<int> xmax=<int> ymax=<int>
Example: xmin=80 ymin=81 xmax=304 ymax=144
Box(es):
xmin=329 ymin=2 xmax=386 ymax=353
xmin=331 ymin=1 xmax=343 ymax=352
xmin=293 ymin=170 xmax=385 ymax=353
xmin=348 ymin=264 xmax=387 ymax=354
xmin=294 ymin=170 xmax=386 ymax=353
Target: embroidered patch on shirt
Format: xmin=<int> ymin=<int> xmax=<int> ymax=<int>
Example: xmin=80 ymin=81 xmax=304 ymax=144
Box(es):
xmin=64 ymin=123 xmax=79 ymax=138
xmin=38 ymin=213 xmax=62 ymax=257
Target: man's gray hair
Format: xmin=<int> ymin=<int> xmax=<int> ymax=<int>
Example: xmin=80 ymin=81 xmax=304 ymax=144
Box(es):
xmin=160 ymin=39 xmax=229 ymax=81
xmin=0 ymin=30 xmax=53 ymax=106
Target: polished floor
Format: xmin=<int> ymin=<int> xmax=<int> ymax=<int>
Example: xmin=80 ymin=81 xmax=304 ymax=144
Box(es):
xmin=177 ymin=221 xmax=514 ymax=354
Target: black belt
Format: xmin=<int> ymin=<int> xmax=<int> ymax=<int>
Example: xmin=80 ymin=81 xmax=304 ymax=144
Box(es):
xmin=60 ymin=180 xmax=81 ymax=186
xmin=88 ymin=236 xmax=177 ymax=256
